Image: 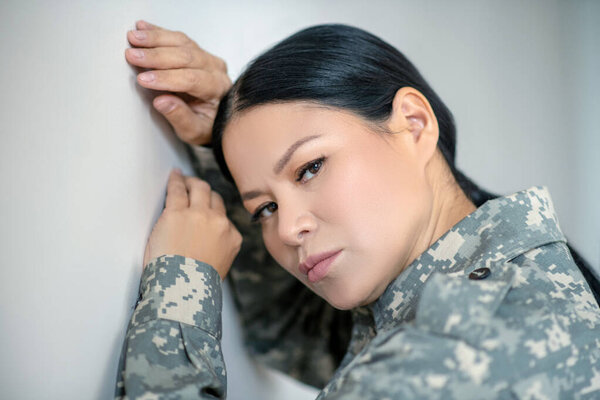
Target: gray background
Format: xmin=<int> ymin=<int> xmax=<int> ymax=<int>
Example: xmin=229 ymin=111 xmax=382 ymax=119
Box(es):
xmin=0 ymin=1 xmax=598 ymax=399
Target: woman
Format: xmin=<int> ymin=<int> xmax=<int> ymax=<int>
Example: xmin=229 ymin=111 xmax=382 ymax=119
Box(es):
xmin=118 ymin=21 xmax=600 ymax=399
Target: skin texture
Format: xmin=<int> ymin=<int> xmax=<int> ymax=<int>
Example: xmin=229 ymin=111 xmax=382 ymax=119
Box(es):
xmin=142 ymin=169 xmax=242 ymax=280
xmin=125 ymin=20 xmax=231 ymax=145
xmin=127 ymin=21 xmax=476 ymax=307
xmin=223 ymin=90 xmax=476 ymax=309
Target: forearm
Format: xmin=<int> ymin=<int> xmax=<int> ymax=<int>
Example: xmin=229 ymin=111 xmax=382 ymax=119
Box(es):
xmin=116 ymin=255 xmax=226 ymax=399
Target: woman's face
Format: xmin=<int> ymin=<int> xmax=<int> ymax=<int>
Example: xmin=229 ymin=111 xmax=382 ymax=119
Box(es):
xmin=222 ymin=102 xmax=434 ymax=309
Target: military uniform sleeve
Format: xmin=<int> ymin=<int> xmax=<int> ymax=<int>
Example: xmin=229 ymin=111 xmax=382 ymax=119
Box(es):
xmin=190 ymin=145 xmax=353 ymax=388
xmin=115 ymin=254 xmax=226 ymax=399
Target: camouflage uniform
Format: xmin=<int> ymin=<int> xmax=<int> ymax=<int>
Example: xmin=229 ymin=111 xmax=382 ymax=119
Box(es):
xmin=116 ymin=148 xmax=600 ymax=399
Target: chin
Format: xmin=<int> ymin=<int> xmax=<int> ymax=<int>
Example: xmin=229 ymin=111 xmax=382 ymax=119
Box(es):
xmin=321 ymin=275 xmax=389 ymax=310
xmin=322 ymin=286 xmax=374 ymax=310
xmin=325 ymin=296 xmax=361 ymax=311
xmin=315 ymin=268 xmax=384 ymax=310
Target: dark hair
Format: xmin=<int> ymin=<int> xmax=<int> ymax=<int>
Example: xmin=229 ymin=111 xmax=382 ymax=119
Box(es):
xmin=210 ymin=23 xmax=599 ymax=304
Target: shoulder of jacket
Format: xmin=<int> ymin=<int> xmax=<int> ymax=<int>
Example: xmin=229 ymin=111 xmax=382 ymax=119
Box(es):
xmin=414 ymin=241 xmax=600 ymax=349
xmin=415 ymin=259 xmax=517 ymax=333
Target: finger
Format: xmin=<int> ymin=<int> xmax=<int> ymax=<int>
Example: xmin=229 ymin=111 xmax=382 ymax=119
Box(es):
xmin=127 ymin=28 xmax=192 ymax=48
xmin=165 ymin=169 xmax=189 ymax=209
xmin=186 ymin=176 xmax=212 ymax=209
xmin=137 ymin=68 xmax=230 ymax=100
xmin=136 ymin=20 xmax=162 ymax=31
xmin=210 ymin=191 xmax=226 ymax=215
xmin=125 ymin=46 xmax=215 ymax=71
xmin=153 ymin=95 xmax=215 ymax=145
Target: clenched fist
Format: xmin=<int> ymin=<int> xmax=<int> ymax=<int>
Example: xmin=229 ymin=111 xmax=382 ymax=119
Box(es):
xmin=126 ymin=20 xmax=232 ymax=146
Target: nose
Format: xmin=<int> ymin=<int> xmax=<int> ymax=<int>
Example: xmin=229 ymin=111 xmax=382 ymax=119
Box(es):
xmin=277 ymin=198 xmax=317 ymax=246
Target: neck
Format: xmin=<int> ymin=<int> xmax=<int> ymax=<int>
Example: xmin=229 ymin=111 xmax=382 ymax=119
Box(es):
xmin=430 ymin=182 xmax=477 ymax=245
xmin=405 ymin=162 xmax=477 ymax=273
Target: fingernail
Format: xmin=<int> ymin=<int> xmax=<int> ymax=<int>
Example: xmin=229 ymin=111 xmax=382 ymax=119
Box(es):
xmin=129 ymin=49 xmax=144 ymax=59
xmin=173 ymin=168 xmax=182 ymax=174
xmin=132 ymin=30 xmax=146 ymax=40
xmin=154 ymin=98 xmax=176 ymax=113
xmin=138 ymin=72 xmax=155 ymax=82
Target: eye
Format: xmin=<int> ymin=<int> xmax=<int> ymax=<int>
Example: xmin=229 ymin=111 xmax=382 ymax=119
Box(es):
xmin=296 ymin=157 xmax=326 ymax=184
xmin=249 ymin=157 xmax=326 ymax=224
xmin=250 ymin=201 xmax=278 ymax=223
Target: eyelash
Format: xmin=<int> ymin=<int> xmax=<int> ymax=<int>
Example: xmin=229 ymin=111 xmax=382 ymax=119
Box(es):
xmin=250 ymin=156 xmax=326 ymax=223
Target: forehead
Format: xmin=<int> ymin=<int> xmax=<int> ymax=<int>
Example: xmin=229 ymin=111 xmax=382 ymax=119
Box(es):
xmin=222 ymin=102 xmax=373 ymax=155
xmin=225 ymin=102 xmax=329 ymax=144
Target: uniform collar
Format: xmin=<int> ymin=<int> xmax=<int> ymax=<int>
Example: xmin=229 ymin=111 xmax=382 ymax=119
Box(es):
xmin=363 ymin=186 xmax=566 ymax=332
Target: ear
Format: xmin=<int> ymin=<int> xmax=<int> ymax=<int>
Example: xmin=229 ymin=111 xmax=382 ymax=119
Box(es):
xmin=387 ymin=87 xmax=439 ymax=167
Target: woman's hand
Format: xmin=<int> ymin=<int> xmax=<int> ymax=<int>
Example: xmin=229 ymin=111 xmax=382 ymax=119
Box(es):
xmin=143 ymin=169 xmax=242 ymax=279
xmin=125 ymin=20 xmax=232 ymax=146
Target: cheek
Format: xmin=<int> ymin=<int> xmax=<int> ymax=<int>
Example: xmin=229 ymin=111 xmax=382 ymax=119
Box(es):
xmin=318 ymin=153 xmax=399 ymax=232
xmin=324 ymin=151 xmax=429 ymax=250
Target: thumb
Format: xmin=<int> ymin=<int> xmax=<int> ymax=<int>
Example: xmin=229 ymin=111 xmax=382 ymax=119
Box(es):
xmin=153 ymin=94 xmax=213 ymax=146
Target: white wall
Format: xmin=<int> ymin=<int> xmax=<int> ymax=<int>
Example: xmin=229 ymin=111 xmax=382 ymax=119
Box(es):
xmin=0 ymin=1 xmax=597 ymax=399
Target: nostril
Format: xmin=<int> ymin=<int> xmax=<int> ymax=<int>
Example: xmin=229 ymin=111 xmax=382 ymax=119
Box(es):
xmin=298 ymin=229 xmax=309 ymax=240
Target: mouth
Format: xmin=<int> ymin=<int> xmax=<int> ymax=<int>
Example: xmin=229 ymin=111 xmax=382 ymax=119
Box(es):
xmin=298 ymin=249 xmax=343 ymax=283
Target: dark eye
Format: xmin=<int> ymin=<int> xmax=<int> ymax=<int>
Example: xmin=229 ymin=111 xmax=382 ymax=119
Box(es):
xmin=250 ymin=202 xmax=278 ymax=223
xmin=296 ymin=157 xmax=325 ymax=183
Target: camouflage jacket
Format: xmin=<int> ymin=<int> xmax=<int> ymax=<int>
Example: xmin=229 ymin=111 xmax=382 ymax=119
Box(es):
xmin=116 ymin=148 xmax=600 ymax=399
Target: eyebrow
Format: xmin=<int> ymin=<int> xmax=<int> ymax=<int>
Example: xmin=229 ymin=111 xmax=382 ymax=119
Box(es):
xmin=240 ymin=134 xmax=322 ymax=202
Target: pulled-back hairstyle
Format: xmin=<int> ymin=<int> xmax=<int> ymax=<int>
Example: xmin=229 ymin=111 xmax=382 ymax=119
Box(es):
xmin=210 ymin=23 xmax=599 ymax=303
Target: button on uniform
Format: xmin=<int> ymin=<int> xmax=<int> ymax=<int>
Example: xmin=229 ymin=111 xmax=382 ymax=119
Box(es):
xmin=469 ymin=267 xmax=491 ymax=280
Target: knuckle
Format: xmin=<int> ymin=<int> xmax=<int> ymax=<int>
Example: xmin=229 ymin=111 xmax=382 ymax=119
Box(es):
xmin=168 ymin=179 xmax=186 ymax=191
xmin=233 ymin=231 xmax=243 ymax=247
xmin=161 ymin=208 xmax=180 ymax=221
xmin=183 ymin=69 xmax=199 ymax=90
xmin=186 ymin=176 xmax=210 ymax=189
xmin=189 ymin=212 xmax=207 ymax=225
xmin=217 ymin=74 xmax=232 ymax=96
xmin=184 ymin=175 xmax=198 ymax=184
xmin=172 ymin=119 xmax=193 ymax=138
xmin=178 ymin=129 xmax=196 ymax=143
xmin=215 ymin=216 xmax=228 ymax=230
xmin=174 ymin=30 xmax=190 ymax=44
xmin=149 ymin=30 xmax=161 ymax=43
xmin=212 ymin=190 xmax=224 ymax=202
xmin=214 ymin=55 xmax=227 ymax=72
xmin=188 ymin=206 xmax=206 ymax=217
xmin=180 ymin=47 xmax=193 ymax=66
xmin=196 ymin=179 xmax=211 ymax=191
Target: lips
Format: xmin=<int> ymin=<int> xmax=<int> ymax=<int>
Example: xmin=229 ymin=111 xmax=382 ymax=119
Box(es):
xmin=298 ymin=249 xmax=342 ymax=280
